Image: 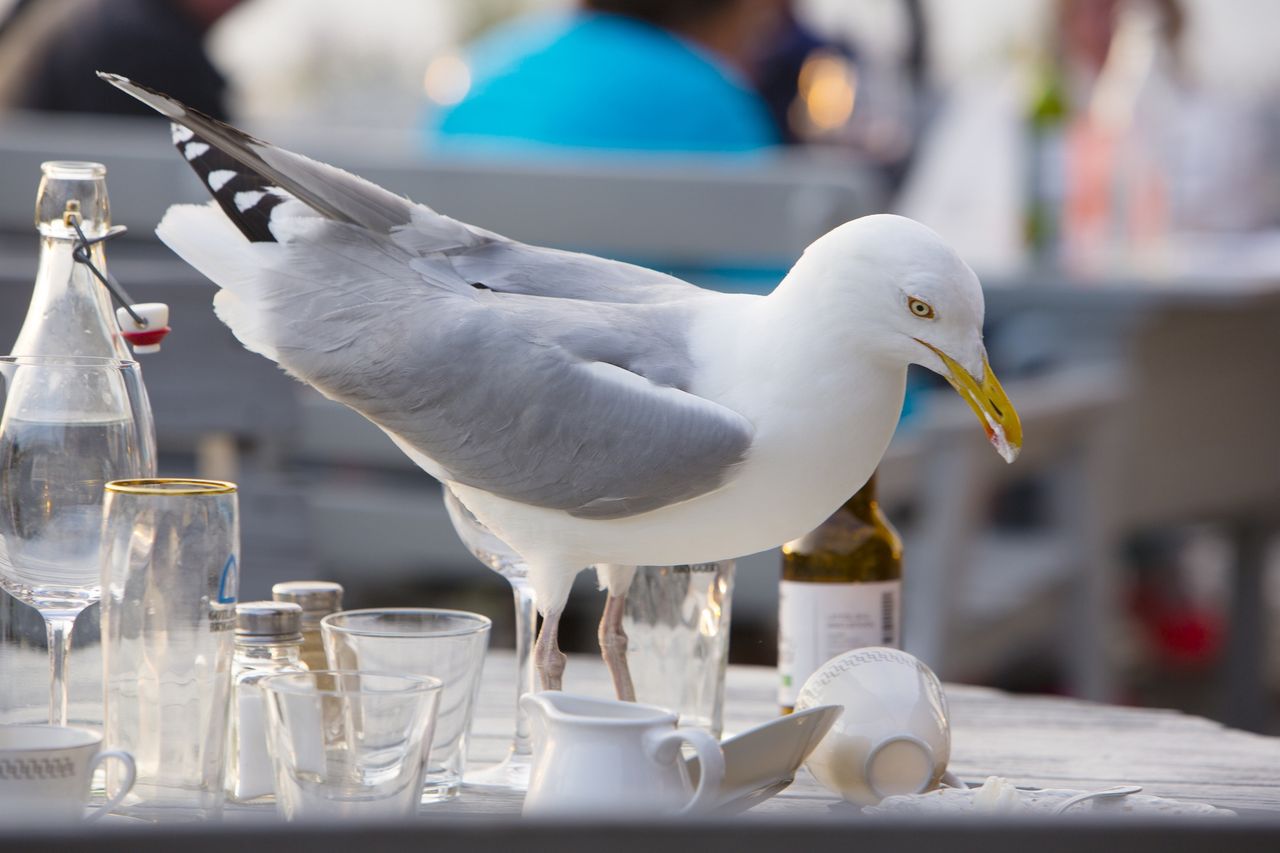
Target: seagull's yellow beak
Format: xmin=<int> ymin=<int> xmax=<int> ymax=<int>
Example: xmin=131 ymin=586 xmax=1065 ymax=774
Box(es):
xmin=915 ymin=340 xmax=1022 ymax=463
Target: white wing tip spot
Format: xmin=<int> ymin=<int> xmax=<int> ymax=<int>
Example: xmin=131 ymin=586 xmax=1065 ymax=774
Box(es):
xmin=234 ymin=190 xmax=265 ymax=212
xmin=208 ymin=169 xmax=236 ymax=192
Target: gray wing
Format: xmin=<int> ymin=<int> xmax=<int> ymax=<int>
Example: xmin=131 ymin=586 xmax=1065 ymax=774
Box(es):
xmin=108 ymin=72 xmax=753 ymax=517
xmin=223 ymin=217 xmax=754 ymax=520
xmin=409 ymin=223 xmax=708 ymax=305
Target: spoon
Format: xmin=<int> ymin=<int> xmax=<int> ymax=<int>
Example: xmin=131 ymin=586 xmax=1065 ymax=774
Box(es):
xmin=1052 ymin=785 xmax=1143 ymax=815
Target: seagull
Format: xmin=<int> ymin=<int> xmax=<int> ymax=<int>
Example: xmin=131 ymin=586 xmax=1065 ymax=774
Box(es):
xmin=101 ymin=73 xmax=1021 ymax=697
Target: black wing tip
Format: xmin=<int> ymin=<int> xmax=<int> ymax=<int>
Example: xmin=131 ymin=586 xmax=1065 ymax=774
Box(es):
xmin=96 ymin=71 xmax=162 ymax=99
xmin=97 ymin=71 xmax=280 ymax=243
xmin=98 ymin=71 xmax=269 ymax=150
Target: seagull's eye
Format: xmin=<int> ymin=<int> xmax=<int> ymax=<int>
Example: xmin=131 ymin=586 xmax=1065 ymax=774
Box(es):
xmin=907 ymin=297 xmax=935 ymax=319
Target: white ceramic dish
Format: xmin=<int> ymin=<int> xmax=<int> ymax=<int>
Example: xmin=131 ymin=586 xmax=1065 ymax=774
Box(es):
xmin=686 ymin=704 xmax=842 ymax=815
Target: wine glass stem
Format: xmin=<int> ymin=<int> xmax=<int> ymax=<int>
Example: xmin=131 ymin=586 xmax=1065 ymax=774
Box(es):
xmin=44 ymin=615 xmax=76 ymax=726
xmin=510 ymin=577 xmax=537 ymax=756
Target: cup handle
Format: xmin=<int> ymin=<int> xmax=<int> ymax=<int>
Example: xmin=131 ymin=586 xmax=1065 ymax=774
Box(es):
xmin=646 ymin=728 xmax=725 ymax=816
xmin=85 ymin=750 xmax=136 ymax=822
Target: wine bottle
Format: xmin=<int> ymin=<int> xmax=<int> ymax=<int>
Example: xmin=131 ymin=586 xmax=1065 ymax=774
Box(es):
xmin=1023 ymin=55 xmax=1069 ymax=267
xmin=778 ymin=472 xmax=903 ymax=713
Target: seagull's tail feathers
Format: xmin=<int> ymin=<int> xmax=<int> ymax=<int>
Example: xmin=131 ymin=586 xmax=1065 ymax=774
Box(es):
xmin=157 ymin=202 xmax=282 ymax=363
xmin=98 ymin=72 xmax=477 ymax=250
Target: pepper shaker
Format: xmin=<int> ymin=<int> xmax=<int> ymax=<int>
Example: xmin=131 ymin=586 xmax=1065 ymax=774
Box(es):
xmin=272 ymin=581 xmax=343 ymax=672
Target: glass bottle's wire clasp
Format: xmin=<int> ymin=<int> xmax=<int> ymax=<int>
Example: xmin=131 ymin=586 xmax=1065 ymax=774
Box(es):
xmin=67 ymin=215 xmax=171 ymax=353
xmin=67 ymin=215 xmax=144 ymax=327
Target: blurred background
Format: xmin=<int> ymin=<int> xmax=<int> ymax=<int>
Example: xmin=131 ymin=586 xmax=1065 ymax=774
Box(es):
xmin=0 ymin=0 xmax=1277 ymax=732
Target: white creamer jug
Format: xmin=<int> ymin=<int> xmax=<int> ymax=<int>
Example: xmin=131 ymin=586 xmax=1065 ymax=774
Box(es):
xmin=522 ymin=692 xmax=725 ymax=817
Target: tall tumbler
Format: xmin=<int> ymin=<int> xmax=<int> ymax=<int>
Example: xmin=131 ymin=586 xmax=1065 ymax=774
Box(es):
xmin=100 ymin=479 xmax=239 ymax=821
xmin=624 ymin=562 xmax=735 ymax=738
xmin=322 ymin=609 xmax=490 ymax=803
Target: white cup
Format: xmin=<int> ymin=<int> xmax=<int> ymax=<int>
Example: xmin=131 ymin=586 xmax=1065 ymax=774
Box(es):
xmin=0 ymin=725 xmax=137 ymax=823
xmin=796 ymin=647 xmax=950 ymax=806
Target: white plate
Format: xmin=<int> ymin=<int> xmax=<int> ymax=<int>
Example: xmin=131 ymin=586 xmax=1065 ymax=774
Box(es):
xmin=687 ymin=705 xmax=842 ymax=816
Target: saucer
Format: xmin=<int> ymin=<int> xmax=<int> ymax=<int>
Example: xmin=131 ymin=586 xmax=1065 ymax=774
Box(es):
xmin=687 ymin=704 xmax=842 ymax=815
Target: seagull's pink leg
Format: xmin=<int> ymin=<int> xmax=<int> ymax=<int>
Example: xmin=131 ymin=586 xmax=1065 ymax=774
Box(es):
xmin=598 ymin=593 xmax=635 ymax=701
xmin=534 ymin=607 xmax=567 ymax=691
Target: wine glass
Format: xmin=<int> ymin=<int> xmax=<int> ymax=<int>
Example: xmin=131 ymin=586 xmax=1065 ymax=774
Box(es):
xmin=442 ymin=487 xmax=535 ymax=790
xmin=0 ymin=356 xmax=155 ymax=725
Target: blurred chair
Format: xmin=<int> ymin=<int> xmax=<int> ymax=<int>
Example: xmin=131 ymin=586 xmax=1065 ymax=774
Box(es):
xmin=1113 ymin=298 xmax=1280 ymax=729
xmin=882 ymin=368 xmax=1126 ymax=701
xmin=889 ymin=289 xmax=1280 ymax=723
xmin=922 ymin=284 xmax=1280 ymax=724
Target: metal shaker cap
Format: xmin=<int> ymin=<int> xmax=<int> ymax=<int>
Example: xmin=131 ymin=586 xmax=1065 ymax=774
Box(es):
xmin=272 ymin=580 xmax=344 ymax=614
xmin=236 ymin=601 xmax=303 ymax=639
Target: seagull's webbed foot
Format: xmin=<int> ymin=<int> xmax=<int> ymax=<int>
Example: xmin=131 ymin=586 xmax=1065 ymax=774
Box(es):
xmin=535 ymin=607 xmax=567 ymax=691
xmin=598 ymin=593 xmax=636 ymax=701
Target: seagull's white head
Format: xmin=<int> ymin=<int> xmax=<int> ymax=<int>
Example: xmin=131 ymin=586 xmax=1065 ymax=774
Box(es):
xmin=791 ymin=214 xmax=1022 ymax=462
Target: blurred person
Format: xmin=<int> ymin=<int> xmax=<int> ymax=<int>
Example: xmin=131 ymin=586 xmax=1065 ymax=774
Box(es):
xmin=754 ymin=1 xmax=859 ymax=145
xmin=1050 ymin=0 xmax=1187 ymax=274
xmin=755 ymin=0 xmax=928 ymax=182
xmin=1056 ymin=0 xmax=1184 ymax=95
xmin=900 ymin=0 xmax=1280 ymax=277
xmin=0 ymin=0 xmax=243 ymax=120
xmin=431 ymin=0 xmax=785 ymax=154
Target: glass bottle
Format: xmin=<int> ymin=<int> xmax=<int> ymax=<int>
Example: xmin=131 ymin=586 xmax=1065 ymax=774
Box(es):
xmin=1023 ymin=57 xmax=1069 ymax=268
xmin=271 ymin=580 xmax=344 ymax=673
xmin=778 ymin=472 xmax=903 ymax=713
xmin=15 ymin=161 xmax=131 ymax=360
xmin=226 ymin=601 xmax=307 ymax=805
xmin=2 ymin=162 xmax=149 ymax=728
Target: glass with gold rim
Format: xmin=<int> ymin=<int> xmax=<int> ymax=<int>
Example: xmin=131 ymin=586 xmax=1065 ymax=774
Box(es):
xmin=100 ymin=475 xmax=240 ymax=820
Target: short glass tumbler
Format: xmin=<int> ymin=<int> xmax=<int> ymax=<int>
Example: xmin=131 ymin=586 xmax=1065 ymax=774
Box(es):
xmin=259 ymin=670 xmax=442 ymax=821
xmin=322 ymin=609 xmax=490 ymax=802
xmin=100 ymin=478 xmax=239 ymax=821
xmin=624 ymin=562 xmax=735 ymax=737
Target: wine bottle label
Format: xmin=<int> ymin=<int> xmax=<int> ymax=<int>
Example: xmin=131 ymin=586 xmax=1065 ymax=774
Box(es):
xmin=777 ymin=579 xmax=901 ymax=707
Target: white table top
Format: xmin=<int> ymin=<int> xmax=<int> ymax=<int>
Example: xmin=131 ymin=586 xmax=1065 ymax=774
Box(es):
xmin=454 ymin=652 xmax=1280 ymax=819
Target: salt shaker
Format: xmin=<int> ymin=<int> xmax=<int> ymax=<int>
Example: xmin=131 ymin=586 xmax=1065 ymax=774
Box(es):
xmin=272 ymin=581 xmax=344 ymax=672
xmin=226 ymin=601 xmax=307 ymax=804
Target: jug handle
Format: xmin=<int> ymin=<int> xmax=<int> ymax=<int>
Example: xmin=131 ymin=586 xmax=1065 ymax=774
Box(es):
xmin=646 ymin=728 xmax=725 ymax=816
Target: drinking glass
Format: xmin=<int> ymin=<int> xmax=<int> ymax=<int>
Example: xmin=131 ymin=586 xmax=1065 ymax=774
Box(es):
xmin=259 ymin=670 xmax=442 ymax=821
xmin=441 ymin=488 xmax=535 ymax=790
xmin=100 ymin=478 xmax=239 ymax=821
xmin=0 ymin=356 xmax=155 ymax=726
xmin=624 ymin=562 xmax=735 ymax=737
xmin=322 ymin=608 xmax=489 ymax=803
